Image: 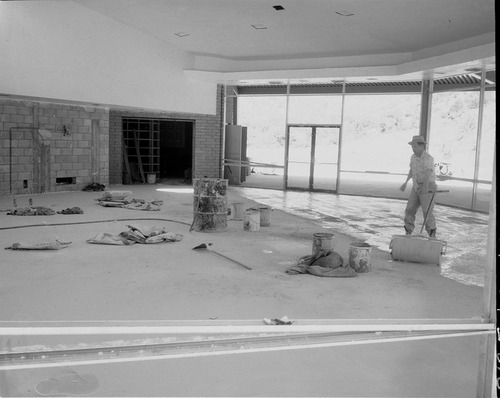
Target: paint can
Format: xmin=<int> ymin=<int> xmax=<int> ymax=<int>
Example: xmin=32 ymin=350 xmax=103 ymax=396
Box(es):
xmin=244 ymin=209 xmax=260 ymax=231
xmin=258 ymin=206 xmax=272 ymax=226
xmin=147 ymin=173 xmax=156 ymax=184
xmin=192 ymin=178 xmax=228 ymax=232
xmin=312 ymin=232 xmax=334 ymax=255
xmin=231 ymin=202 xmax=246 ymax=221
xmin=349 ymin=242 xmax=372 ymax=273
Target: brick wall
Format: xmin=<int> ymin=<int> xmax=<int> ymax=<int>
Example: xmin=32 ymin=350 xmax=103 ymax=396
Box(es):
xmin=1 ymin=84 xmax=224 ymax=194
xmin=0 ymin=99 xmax=109 ymax=196
xmin=108 ymin=85 xmax=224 ymax=184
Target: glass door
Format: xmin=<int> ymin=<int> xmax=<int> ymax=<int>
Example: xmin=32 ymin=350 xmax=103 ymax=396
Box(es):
xmin=286 ymin=125 xmax=340 ymax=192
xmin=286 ymin=126 xmax=313 ymax=190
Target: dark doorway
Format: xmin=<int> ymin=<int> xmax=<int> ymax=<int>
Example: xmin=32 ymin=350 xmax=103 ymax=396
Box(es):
xmin=122 ymin=118 xmax=193 ymax=184
xmin=159 ymin=120 xmax=193 ymax=181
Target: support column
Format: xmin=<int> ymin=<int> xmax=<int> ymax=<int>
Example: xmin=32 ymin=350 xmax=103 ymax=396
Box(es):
xmin=91 ymin=119 xmax=101 ymax=183
xmin=476 ymin=149 xmax=496 ymax=398
xmin=419 ymin=79 xmax=433 ymax=143
xmin=471 ymin=70 xmax=486 ymax=210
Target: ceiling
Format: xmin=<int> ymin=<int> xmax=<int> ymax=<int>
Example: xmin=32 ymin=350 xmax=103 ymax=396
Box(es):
xmin=75 ymin=0 xmax=495 ymax=84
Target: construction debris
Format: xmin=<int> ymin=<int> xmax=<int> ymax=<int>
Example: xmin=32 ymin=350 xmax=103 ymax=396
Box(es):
xmin=6 ymin=238 xmax=71 ymax=250
xmin=95 ymin=191 xmax=163 ymax=211
xmin=286 ymin=249 xmax=357 ymax=277
xmin=86 ymin=224 xmax=183 ymax=246
xmin=7 ymin=206 xmax=56 ymax=216
xmin=82 ymin=182 xmax=105 ymax=191
xmin=263 ymin=316 xmax=294 ymax=325
xmin=57 ymin=207 xmax=84 ymax=214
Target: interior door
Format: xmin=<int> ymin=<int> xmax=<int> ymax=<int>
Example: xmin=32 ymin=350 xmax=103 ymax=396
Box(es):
xmin=286 ymin=125 xmax=340 ymax=192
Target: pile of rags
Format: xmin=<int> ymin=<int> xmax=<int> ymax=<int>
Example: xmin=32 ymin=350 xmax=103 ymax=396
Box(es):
xmin=57 ymin=207 xmax=84 ymax=214
xmin=86 ymin=223 xmax=183 ymax=246
xmin=7 ymin=206 xmax=56 ymax=216
xmin=82 ymin=182 xmax=105 ymax=191
xmin=6 ymin=238 xmax=71 ymax=250
xmin=286 ymin=249 xmax=357 ymax=277
xmin=95 ymin=191 xmax=163 ymax=211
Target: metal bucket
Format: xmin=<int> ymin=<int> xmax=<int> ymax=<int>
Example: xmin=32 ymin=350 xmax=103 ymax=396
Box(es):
xmin=192 ymin=178 xmax=228 ymax=232
xmin=231 ymin=202 xmax=246 ymax=221
xmin=349 ymin=242 xmax=372 ymax=273
xmin=244 ymin=209 xmax=260 ymax=231
xmin=147 ymin=173 xmax=156 ymax=184
xmin=312 ymin=232 xmax=334 ymax=255
xmin=258 ymin=206 xmax=272 ymax=227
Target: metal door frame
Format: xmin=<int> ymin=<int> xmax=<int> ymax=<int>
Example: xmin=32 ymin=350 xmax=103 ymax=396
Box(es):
xmin=284 ymin=124 xmax=341 ymax=192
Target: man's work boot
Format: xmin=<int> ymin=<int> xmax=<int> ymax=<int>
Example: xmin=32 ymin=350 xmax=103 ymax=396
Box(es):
xmin=428 ymin=229 xmax=437 ymax=238
xmin=404 ymin=226 xmax=412 ymax=235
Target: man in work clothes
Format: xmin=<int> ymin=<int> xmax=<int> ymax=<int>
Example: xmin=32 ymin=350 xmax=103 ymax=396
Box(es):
xmin=400 ymin=135 xmax=438 ymax=238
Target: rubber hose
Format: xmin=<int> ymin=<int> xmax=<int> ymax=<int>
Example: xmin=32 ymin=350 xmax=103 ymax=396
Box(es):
xmin=0 ymin=217 xmax=191 ymax=231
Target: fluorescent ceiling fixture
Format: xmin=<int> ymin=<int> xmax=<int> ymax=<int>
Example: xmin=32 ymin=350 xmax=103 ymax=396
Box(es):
xmin=251 ymin=24 xmax=268 ymax=30
xmin=175 ymin=32 xmax=190 ymax=37
xmin=335 ymin=10 xmax=354 ymax=16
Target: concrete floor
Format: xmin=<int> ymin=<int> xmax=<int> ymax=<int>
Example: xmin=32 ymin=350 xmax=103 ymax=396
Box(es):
xmin=0 ymin=181 xmax=492 ymax=397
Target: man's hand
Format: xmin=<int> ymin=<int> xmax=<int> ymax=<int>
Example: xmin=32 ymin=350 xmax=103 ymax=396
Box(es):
xmin=400 ymin=182 xmax=407 ymax=191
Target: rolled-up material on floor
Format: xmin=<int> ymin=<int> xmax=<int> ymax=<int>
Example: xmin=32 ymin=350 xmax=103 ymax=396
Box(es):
xmin=390 ymin=235 xmax=446 ymax=265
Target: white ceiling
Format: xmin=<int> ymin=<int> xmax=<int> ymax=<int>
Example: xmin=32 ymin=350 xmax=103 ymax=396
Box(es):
xmin=75 ymin=0 xmax=495 ymax=84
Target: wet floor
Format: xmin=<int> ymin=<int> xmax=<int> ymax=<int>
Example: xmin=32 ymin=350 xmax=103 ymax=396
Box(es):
xmin=233 ymin=187 xmax=490 ymax=287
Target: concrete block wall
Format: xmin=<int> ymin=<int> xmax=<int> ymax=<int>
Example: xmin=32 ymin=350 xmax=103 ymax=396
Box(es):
xmin=0 ymin=99 xmax=109 ymax=196
xmin=108 ymin=85 xmax=224 ymax=185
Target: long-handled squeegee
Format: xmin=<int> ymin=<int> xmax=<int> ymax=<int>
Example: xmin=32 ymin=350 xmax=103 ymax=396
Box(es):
xmin=192 ymin=243 xmax=252 ymax=270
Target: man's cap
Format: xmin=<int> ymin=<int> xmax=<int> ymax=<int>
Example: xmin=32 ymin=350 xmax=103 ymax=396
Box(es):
xmin=408 ymin=135 xmax=426 ymax=145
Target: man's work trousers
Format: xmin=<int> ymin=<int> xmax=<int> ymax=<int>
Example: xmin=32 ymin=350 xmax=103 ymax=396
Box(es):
xmin=404 ymin=188 xmax=436 ymax=234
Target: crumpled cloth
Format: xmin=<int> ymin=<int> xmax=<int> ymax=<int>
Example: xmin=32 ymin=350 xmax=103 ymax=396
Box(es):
xmin=82 ymin=182 xmax=105 ymax=191
xmin=86 ymin=223 xmax=183 ymax=245
xmin=57 ymin=207 xmax=84 ymax=214
xmin=86 ymin=232 xmax=134 ymax=245
xmin=286 ymin=249 xmax=357 ymax=277
xmin=7 ymin=206 xmax=56 ymax=216
xmin=96 ymin=191 xmax=163 ymax=211
xmin=6 ymin=239 xmax=71 ymax=250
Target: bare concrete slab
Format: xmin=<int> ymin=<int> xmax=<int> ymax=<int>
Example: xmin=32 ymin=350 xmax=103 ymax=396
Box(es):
xmin=0 ymin=182 xmax=490 ymax=397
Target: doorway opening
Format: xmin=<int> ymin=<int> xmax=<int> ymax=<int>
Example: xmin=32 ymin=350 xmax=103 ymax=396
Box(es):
xmin=285 ymin=124 xmax=340 ymax=192
xmin=122 ymin=118 xmax=193 ymax=184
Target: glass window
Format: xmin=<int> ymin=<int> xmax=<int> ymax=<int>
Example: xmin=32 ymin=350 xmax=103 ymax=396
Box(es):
xmin=429 ymin=91 xmax=480 ymax=180
xmin=237 ymin=96 xmax=287 ymax=176
xmin=477 ymin=90 xmax=496 ymax=181
xmin=287 ymin=95 xmax=343 ymax=124
xmin=341 ymin=94 xmax=421 ymax=173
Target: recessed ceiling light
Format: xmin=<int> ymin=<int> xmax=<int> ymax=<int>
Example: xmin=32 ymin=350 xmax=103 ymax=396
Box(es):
xmin=175 ymin=32 xmax=190 ymax=37
xmin=273 ymin=5 xmax=285 ymax=11
xmin=251 ymin=24 xmax=268 ymax=30
xmin=335 ymin=10 xmax=354 ymax=17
